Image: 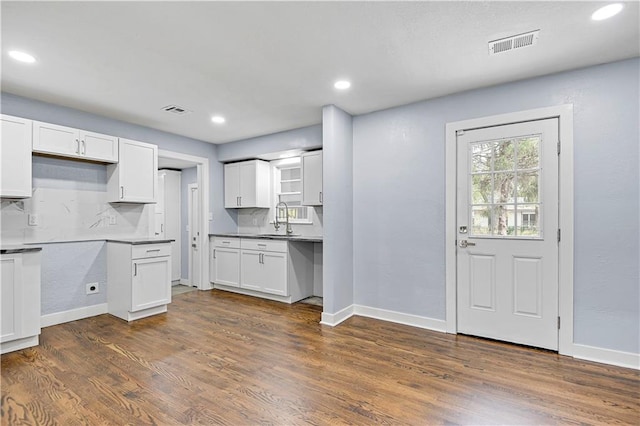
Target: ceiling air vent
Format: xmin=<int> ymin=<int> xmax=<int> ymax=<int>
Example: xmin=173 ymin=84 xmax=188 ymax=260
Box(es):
xmin=161 ymin=105 xmax=192 ymax=115
xmin=489 ymin=30 xmax=540 ymax=56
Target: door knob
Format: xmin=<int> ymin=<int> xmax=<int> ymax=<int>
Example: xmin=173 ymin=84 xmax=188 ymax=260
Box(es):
xmin=458 ymin=240 xmax=476 ymax=248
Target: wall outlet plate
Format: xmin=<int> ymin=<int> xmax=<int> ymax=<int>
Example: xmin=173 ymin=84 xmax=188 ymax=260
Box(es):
xmin=109 ymin=215 xmax=117 ymax=225
xmin=86 ymin=282 xmax=99 ymax=295
xmin=28 ymin=214 xmax=39 ymax=226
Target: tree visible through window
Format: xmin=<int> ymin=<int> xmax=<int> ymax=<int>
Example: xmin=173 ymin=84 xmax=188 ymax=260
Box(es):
xmin=470 ymin=135 xmax=541 ymax=237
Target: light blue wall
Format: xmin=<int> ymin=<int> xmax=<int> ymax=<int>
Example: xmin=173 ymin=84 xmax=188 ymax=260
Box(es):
xmin=40 ymin=241 xmax=106 ymax=315
xmin=322 ymin=105 xmax=354 ymax=314
xmin=180 ymin=167 xmax=197 ymax=281
xmin=217 ymin=124 xmax=322 ymax=162
xmin=352 ymin=58 xmax=639 ymax=354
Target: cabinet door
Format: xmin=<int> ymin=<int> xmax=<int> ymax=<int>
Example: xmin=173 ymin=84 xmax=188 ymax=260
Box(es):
xmin=80 ymin=130 xmax=118 ymax=163
xmin=32 ymin=121 xmax=80 ymax=157
xmin=213 ymin=247 xmax=240 ymax=287
xmin=302 ymin=151 xmax=322 ymax=206
xmin=118 ymin=138 xmax=157 ymax=203
xmin=224 ymin=163 xmax=240 ymax=207
xmin=261 ymin=252 xmax=288 ymax=296
xmin=239 ymin=161 xmax=257 ymax=207
xmin=131 ymin=257 xmax=171 ymax=312
xmin=1 ymin=256 xmax=23 ymax=343
xmin=1 ymin=115 xmax=32 ymax=198
xmin=240 ymin=250 xmax=262 ymax=291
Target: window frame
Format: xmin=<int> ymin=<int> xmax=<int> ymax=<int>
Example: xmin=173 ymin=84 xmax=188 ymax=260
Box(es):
xmin=271 ymin=158 xmax=313 ymax=225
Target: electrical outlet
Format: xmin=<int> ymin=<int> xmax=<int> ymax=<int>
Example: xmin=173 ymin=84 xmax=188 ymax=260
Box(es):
xmin=28 ymin=214 xmax=39 ymax=226
xmin=86 ymin=282 xmax=99 ymax=295
xmin=109 ymin=215 xmax=117 ymax=225
xmin=252 ymin=218 xmax=258 ymax=225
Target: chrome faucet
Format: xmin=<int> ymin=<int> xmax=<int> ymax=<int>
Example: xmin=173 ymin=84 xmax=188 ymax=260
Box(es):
xmin=274 ymin=201 xmax=293 ymax=235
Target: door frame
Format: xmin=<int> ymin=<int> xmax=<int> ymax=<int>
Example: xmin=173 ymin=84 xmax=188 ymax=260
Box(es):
xmin=445 ymin=105 xmax=574 ymax=356
xmin=156 ymin=149 xmax=211 ymax=290
xmin=187 ymin=183 xmax=199 ymax=288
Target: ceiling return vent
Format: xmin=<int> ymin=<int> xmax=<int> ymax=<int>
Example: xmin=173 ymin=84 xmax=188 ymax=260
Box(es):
xmin=161 ymin=105 xmax=192 ymax=115
xmin=489 ymin=30 xmax=540 ymax=55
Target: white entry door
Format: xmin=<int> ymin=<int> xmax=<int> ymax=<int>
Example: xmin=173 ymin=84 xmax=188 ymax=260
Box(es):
xmin=188 ymin=183 xmax=200 ymax=289
xmin=456 ymin=118 xmax=559 ymax=350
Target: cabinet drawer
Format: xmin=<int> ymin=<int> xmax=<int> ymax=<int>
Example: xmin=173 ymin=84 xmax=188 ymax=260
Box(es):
xmin=241 ymin=239 xmax=287 ymax=253
xmin=131 ymin=244 xmax=171 ymax=259
xmin=214 ymin=237 xmax=241 ymax=249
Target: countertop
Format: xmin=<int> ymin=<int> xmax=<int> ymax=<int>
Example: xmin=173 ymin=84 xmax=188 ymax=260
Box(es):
xmin=1 ymin=245 xmax=43 ymax=254
xmin=210 ymin=233 xmax=323 ymax=243
xmin=106 ymin=238 xmax=175 ymax=245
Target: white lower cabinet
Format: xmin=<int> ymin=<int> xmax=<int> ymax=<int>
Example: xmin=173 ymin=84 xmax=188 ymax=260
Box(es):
xmin=241 ymin=247 xmax=287 ymax=296
xmin=210 ymin=236 xmax=313 ymax=303
xmin=108 ymin=242 xmax=171 ymax=321
xmin=1 ymin=249 xmax=42 ymax=354
xmin=211 ymin=237 xmax=240 ymax=288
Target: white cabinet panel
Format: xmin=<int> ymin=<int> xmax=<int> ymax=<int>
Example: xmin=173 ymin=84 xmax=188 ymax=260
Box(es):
xmin=302 ymin=151 xmax=322 ymax=206
xmin=1 ymin=251 xmax=41 ymax=354
xmin=1 ymin=257 xmax=20 ymax=342
xmin=224 ymin=163 xmax=241 ymax=207
xmin=108 ymin=242 xmax=171 ymax=321
xmin=213 ymin=247 xmax=241 ymax=287
xmin=107 ymin=138 xmax=157 ymax=203
xmin=132 ymin=257 xmax=171 ymax=312
xmin=80 ymin=130 xmax=118 ymax=162
xmin=261 ymin=252 xmax=287 ymax=296
xmin=224 ymin=160 xmax=270 ymax=208
xmin=1 ymin=115 xmax=32 ymax=198
xmin=240 ymin=250 xmax=263 ymax=292
xmin=33 ymin=121 xmax=118 ymax=163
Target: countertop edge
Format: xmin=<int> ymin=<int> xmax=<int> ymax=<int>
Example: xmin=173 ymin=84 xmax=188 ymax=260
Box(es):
xmin=209 ymin=233 xmax=322 ymax=243
xmin=1 ymin=246 xmax=43 ymax=254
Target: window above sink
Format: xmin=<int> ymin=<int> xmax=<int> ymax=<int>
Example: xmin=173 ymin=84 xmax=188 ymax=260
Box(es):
xmin=271 ymin=157 xmax=312 ymax=224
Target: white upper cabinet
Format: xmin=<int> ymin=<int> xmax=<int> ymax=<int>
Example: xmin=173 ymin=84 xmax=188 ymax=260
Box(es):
xmin=107 ymin=138 xmax=157 ymax=203
xmin=32 ymin=121 xmax=118 ymax=163
xmin=301 ymin=150 xmax=322 ymax=206
xmin=0 ymin=115 xmax=32 ymax=198
xmin=224 ymin=160 xmax=271 ymax=208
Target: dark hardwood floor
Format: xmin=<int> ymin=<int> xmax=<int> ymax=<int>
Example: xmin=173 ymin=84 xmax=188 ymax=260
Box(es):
xmin=2 ymin=290 xmax=638 ymax=425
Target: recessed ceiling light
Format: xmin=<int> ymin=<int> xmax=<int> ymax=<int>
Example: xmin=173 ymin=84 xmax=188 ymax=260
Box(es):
xmin=211 ymin=115 xmax=226 ymax=124
xmin=591 ymin=3 xmax=624 ymax=20
xmin=334 ymin=80 xmax=351 ymax=90
xmin=8 ymin=50 xmax=36 ymax=63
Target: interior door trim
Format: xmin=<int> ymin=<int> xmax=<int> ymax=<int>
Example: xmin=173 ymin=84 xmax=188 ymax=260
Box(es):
xmin=444 ymin=104 xmax=574 ymax=356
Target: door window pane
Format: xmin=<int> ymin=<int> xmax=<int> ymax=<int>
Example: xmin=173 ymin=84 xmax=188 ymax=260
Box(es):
xmin=469 ymin=135 xmax=542 ymax=238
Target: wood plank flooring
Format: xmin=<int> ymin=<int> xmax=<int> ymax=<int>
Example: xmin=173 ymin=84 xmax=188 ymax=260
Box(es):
xmin=2 ymin=289 xmax=639 ymax=425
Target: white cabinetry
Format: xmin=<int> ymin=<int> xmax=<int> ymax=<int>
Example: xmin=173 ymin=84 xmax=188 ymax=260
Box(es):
xmin=302 ymin=150 xmax=322 ymax=206
xmin=210 ymin=237 xmax=240 ymax=287
xmin=1 ymin=115 xmax=32 ymax=198
xmin=224 ymin=160 xmax=271 ymax=208
xmin=240 ymin=239 xmax=288 ymax=296
xmin=1 ymin=249 xmax=41 ymax=354
xmin=32 ymin=120 xmax=118 ymax=163
xmin=107 ymin=138 xmax=158 ymax=203
xmin=211 ymin=237 xmax=313 ymax=303
xmin=107 ymin=242 xmax=171 ymax=321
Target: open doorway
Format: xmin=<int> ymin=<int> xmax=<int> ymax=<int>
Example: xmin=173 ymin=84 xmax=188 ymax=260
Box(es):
xmin=156 ymin=150 xmax=210 ymax=291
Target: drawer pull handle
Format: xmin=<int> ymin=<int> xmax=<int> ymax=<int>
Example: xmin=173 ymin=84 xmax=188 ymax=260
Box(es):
xmin=258 ymin=243 xmax=267 ymax=247
xmin=146 ymin=249 xmax=161 ymax=253
xmin=222 ymin=241 xmax=230 ymax=244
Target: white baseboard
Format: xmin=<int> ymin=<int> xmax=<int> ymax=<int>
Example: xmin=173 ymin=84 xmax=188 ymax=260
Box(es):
xmin=354 ymin=305 xmax=447 ymax=333
xmin=41 ymin=303 xmax=108 ymax=328
xmin=573 ymin=343 xmax=640 ymax=370
xmin=320 ymin=304 xmax=354 ymax=326
xmin=179 ymin=279 xmax=191 ymax=286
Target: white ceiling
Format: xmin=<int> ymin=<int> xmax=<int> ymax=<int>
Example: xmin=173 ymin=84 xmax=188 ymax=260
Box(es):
xmin=2 ymin=1 xmax=638 ymax=144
